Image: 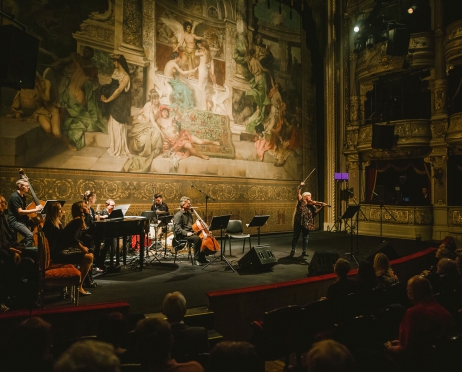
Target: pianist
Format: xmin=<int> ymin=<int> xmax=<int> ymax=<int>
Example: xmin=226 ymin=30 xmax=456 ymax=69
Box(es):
xmin=100 ymin=199 xmax=116 ymax=220
xmin=96 ymin=199 xmax=120 ymax=273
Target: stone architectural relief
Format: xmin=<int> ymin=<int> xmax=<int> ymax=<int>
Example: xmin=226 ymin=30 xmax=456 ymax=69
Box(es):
xmin=430 ymin=119 xmax=448 ymax=140
xmin=123 ymin=0 xmax=143 ymax=47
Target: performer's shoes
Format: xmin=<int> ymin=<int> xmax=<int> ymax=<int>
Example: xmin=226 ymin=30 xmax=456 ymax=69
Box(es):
xmin=194 ymin=260 xmax=203 ymax=266
xmin=0 ymin=303 xmax=9 ymax=312
xmin=301 ymin=251 xmax=308 ymax=257
xmin=289 ymin=249 xmax=295 ymax=258
xmin=79 ymin=289 xmax=91 ymax=296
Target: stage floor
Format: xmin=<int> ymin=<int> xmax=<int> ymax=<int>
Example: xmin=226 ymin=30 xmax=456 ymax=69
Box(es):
xmin=44 ymin=231 xmax=431 ymax=315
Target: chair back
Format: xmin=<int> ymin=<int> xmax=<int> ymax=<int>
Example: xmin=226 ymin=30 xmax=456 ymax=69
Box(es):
xmin=226 ymin=220 xmax=243 ymax=234
xmin=37 ymin=227 xmax=51 ymax=273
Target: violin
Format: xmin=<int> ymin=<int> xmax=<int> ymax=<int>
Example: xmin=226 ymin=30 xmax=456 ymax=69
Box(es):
xmin=307 ymin=200 xmax=331 ymax=207
xmin=191 ymin=207 xmax=220 ymax=255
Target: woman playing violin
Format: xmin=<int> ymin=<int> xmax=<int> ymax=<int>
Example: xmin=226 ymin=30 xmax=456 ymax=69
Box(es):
xmin=290 ymin=182 xmax=326 ymax=258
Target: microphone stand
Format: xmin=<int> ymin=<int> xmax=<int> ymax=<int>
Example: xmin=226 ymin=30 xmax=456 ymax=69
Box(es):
xmin=191 ymin=183 xmax=215 ymax=223
xmin=350 ymin=195 xmax=368 ymax=257
xmin=375 ymin=195 xmax=397 ymax=240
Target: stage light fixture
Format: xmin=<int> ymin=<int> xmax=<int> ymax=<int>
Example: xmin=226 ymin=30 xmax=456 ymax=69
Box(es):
xmin=407 ymin=5 xmax=417 ymax=14
xmin=354 ymin=25 xmax=360 ymax=32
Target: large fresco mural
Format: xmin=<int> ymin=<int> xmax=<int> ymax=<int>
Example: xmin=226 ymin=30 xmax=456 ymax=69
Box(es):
xmin=0 ymin=0 xmax=308 ymax=181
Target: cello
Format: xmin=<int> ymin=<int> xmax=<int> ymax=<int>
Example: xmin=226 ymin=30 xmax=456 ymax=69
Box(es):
xmin=191 ymin=207 xmax=220 ymax=255
xmin=18 ymin=169 xmax=46 ymax=244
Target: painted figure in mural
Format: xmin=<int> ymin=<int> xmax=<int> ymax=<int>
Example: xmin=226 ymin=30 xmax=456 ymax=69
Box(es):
xmin=173 ymin=21 xmax=203 ymax=75
xmin=7 ymin=73 xmax=76 ymax=151
xmin=101 ymin=54 xmax=131 ymax=157
xmin=50 ymin=46 xmax=107 ymax=150
xmin=253 ymin=34 xmax=275 ymax=74
xmin=164 ymin=52 xmax=197 ymax=109
xmin=245 ymin=48 xmax=272 ymax=134
xmin=233 ymin=21 xmax=252 ymax=80
xmin=195 ymin=41 xmax=217 ymax=111
xmin=156 ymin=106 xmax=219 ymax=162
xmin=254 ymin=84 xmax=300 ymax=166
xmin=124 ymin=90 xmax=164 ymax=173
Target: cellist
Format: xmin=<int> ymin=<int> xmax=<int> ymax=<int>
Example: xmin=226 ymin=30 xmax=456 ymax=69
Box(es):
xmin=173 ymin=196 xmax=209 ymax=266
xmin=7 ymin=179 xmax=43 ymax=247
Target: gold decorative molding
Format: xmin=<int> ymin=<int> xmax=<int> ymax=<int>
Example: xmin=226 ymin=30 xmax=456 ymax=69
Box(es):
xmin=444 ymin=20 xmax=462 ymax=66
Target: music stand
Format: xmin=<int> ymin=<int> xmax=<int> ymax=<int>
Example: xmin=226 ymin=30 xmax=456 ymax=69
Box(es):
xmin=41 ymin=200 xmax=65 ymax=215
xmin=246 ymin=215 xmax=270 ymax=246
xmin=202 ymin=215 xmax=233 ymax=272
xmin=137 ymin=211 xmax=161 ymax=264
xmin=342 ymin=206 xmax=360 ymax=264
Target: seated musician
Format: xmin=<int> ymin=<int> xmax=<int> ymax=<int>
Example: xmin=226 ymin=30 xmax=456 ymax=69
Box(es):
xmin=173 ymin=196 xmax=208 ymax=266
xmin=7 ymin=179 xmax=43 ymax=246
xmin=0 ymin=194 xmax=39 ymax=310
xmin=42 ymin=201 xmax=94 ymax=295
xmin=82 ymin=191 xmax=104 ymax=275
xmin=151 ymin=193 xmax=169 ymax=237
xmin=97 ymin=199 xmax=120 ymax=273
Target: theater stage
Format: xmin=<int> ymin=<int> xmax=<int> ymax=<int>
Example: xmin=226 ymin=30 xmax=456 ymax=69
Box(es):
xmin=51 ymin=231 xmax=430 ymax=316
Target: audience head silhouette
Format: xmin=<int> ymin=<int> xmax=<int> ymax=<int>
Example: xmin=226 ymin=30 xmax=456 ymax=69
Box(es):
xmin=162 ymin=291 xmax=187 ymax=323
xmin=334 ymin=258 xmax=350 ymax=278
xmin=53 ymin=339 xmax=120 ymax=372
xmin=208 ymin=341 xmax=263 ymax=372
xmin=306 ymin=339 xmax=356 ymax=372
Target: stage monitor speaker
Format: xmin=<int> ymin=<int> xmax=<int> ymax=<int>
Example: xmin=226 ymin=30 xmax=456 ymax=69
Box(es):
xmin=307 ymin=251 xmax=340 ymax=276
xmin=372 ymin=124 xmax=395 ymax=150
xmin=366 ymin=241 xmax=400 ymax=262
xmin=386 ymin=27 xmax=410 ymax=56
xmin=238 ymin=245 xmax=276 ymax=270
xmin=0 ymin=25 xmax=39 ymax=89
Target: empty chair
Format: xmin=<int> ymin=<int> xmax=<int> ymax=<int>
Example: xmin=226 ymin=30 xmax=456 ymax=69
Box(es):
xmin=225 ymin=220 xmax=251 ymax=256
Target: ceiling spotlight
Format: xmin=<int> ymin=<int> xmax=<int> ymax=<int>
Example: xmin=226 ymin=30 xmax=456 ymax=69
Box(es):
xmin=408 ymin=6 xmax=417 ymax=14
xmin=354 ymin=25 xmax=360 ymax=32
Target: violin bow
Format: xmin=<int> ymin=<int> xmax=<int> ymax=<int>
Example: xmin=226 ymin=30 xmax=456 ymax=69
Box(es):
xmin=302 ymin=168 xmax=316 ymax=184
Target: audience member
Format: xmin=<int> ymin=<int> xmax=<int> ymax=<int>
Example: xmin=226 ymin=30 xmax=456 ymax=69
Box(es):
xmin=135 ymin=317 xmax=204 ymax=371
xmin=97 ymin=312 xmax=129 ymax=359
xmin=373 ymin=253 xmax=399 ymax=288
xmin=384 ymin=275 xmax=456 ymax=372
xmin=53 ymin=339 xmax=120 ymax=372
xmin=306 ymin=339 xmax=356 ymax=372
xmin=324 ymin=258 xmax=355 ymax=299
xmin=5 ymin=317 xmax=54 ymax=372
xmin=353 ymin=261 xmax=377 ymax=293
xmin=422 ymin=247 xmax=455 ymax=283
xmin=432 ymin=258 xmax=458 ymax=294
xmin=208 ymin=341 xmax=264 ymax=372
xmin=162 ymin=291 xmax=209 ymax=363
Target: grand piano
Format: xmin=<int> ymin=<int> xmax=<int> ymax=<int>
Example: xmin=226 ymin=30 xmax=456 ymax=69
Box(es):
xmin=94 ymin=216 xmax=149 ymax=271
